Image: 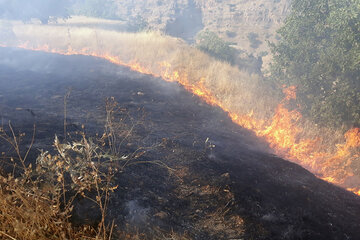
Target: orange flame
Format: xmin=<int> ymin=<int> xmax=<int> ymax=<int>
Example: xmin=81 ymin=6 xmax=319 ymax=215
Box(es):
xmin=2 ymin=42 xmax=359 ymax=195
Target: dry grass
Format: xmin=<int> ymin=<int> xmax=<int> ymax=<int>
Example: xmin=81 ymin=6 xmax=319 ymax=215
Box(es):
xmin=2 ymin=20 xmax=348 ymax=145
xmin=0 ymin=18 xmax=358 ymax=238
xmin=0 ymin=98 xmax=166 ymax=240
xmin=0 ymin=19 xmax=358 ymax=190
xmin=0 ymin=122 xmax=115 ymax=239
xmin=2 ymin=20 xmax=278 ymax=121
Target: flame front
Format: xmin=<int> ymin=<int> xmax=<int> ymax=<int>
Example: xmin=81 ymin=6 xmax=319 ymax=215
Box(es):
xmin=3 ymin=40 xmax=360 ymax=195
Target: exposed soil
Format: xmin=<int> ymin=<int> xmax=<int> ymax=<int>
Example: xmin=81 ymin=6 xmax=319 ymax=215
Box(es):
xmin=1 ymin=47 xmax=360 ymax=240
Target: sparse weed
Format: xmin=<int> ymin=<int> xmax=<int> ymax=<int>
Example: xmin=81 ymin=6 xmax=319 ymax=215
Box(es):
xmin=0 ymin=98 xmax=165 ymax=240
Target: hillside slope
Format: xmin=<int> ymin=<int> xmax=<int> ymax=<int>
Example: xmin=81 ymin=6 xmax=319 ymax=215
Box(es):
xmin=114 ymin=0 xmax=291 ymax=55
xmin=0 ymin=47 xmax=359 ymax=239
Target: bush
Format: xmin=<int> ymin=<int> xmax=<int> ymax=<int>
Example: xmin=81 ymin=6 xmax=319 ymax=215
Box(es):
xmin=196 ymin=30 xmax=236 ymax=64
xmin=126 ymin=15 xmax=149 ymax=32
xmin=0 ymin=98 xmax=165 ymax=239
xmin=226 ymin=30 xmax=237 ymax=38
xmin=247 ymin=32 xmax=262 ymax=49
xmin=0 ymin=129 xmax=113 ymax=239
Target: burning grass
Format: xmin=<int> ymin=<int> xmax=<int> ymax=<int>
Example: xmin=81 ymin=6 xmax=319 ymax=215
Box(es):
xmin=0 ymin=19 xmax=359 ymax=194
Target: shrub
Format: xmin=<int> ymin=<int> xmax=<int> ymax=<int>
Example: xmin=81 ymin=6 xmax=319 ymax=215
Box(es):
xmin=226 ymin=30 xmax=237 ymax=38
xmin=0 ymin=98 xmax=165 ymax=239
xmin=247 ymin=32 xmax=262 ymax=49
xmin=126 ymin=15 xmax=149 ymax=33
xmin=196 ymin=30 xmax=236 ymax=64
xmin=0 ymin=127 xmax=113 ymax=239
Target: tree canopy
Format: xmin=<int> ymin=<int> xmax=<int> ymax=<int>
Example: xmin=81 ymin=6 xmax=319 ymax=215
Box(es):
xmin=270 ymin=0 xmax=360 ymax=127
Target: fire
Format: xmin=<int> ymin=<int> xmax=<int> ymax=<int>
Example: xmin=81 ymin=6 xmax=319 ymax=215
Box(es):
xmin=2 ymin=41 xmax=359 ymax=196
xmin=348 ymin=188 xmax=360 ymax=196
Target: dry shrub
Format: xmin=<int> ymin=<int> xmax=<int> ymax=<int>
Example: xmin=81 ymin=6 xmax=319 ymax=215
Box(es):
xmin=0 ymin=98 xmax=164 ymax=240
xmin=0 ymin=167 xmax=95 ymax=240
xmin=0 ymin=124 xmax=115 ymax=239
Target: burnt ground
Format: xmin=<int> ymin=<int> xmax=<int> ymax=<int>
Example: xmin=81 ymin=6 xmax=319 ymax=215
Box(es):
xmin=0 ymin=47 xmax=360 ymax=240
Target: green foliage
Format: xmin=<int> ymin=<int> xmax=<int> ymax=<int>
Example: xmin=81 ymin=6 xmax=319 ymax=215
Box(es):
xmin=270 ymin=0 xmax=360 ymax=127
xmin=247 ymin=32 xmax=262 ymax=49
xmin=196 ymin=30 xmax=236 ymax=64
xmin=126 ymin=15 xmax=149 ymax=32
xmin=70 ymin=0 xmax=119 ymax=20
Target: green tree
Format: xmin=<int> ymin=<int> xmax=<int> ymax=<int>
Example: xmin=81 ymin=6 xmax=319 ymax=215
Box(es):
xmin=270 ymin=0 xmax=360 ymax=127
xmin=196 ymin=30 xmax=236 ymax=64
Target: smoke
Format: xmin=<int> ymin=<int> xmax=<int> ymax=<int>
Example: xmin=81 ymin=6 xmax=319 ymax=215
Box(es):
xmin=0 ymin=0 xmax=70 ymax=23
xmin=125 ymin=200 xmax=150 ymax=226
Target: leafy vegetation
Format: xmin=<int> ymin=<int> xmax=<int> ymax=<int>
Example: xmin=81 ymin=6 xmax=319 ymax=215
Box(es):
xmin=195 ymin=30 xmax=264 ymax=72
xmin=126 ymin=15 xmax=149 ymax=32
xmin=270 ymin=0 xmax=360 ymax=127
xmin=195 ymin=30 xmax=236 ymax=64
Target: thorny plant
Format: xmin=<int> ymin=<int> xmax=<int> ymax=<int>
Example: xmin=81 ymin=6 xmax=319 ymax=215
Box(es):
xmin=0 ymin=98 xmax=167 ymax=240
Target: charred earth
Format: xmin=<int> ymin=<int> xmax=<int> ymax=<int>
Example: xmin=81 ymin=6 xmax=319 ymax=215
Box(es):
xmin=0 ymin=47 xmax=360 ymax=240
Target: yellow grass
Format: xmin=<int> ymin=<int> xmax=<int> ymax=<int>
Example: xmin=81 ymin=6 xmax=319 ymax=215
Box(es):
xmin=2 ymin=20 xmax=277 ymax=120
